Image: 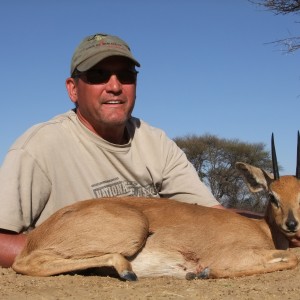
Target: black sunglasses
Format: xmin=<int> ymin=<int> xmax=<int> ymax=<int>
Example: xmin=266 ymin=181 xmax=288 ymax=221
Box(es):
xmin=73 ymin=69 xmax=138 ymax=85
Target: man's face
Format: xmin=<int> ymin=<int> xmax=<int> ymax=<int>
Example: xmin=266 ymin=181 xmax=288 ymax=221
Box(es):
xmin=68 ymin=56 xmax=137 ymax=135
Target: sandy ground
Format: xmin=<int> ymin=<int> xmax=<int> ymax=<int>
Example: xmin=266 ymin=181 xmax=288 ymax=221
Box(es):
xmin=1 ymin=248 xmax=300 ymax=300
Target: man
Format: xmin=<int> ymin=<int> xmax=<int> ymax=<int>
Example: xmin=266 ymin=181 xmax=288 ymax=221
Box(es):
xmin=0 ymin=33 xmax=241 ymax=268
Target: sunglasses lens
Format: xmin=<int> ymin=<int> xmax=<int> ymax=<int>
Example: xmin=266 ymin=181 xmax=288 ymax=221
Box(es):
xmin=117 ymin=71 xmax=137 ymax=84
xmin=84 ymin=70 xmax=137 ymax=84
xmin=85 ymin=70 xmax=110 ymax=84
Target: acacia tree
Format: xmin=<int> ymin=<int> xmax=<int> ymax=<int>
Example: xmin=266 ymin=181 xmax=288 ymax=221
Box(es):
xmin=250 ymin=0 xmax=300 ymax=52
xmin=251 ymin=0 xmax=300 ymax=14
xmin=174 ymin=134 xmax=275 ymax=212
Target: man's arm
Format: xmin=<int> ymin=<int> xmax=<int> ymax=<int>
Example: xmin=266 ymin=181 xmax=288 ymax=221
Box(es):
xmin=0 ymin=230 xmax=27 ymax=268
xmin=211 ymin=204 xmax=226 ymax=210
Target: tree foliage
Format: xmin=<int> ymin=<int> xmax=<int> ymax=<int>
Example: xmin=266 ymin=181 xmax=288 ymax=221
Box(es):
xmin=253 ymin=0 xmax=300 ymax=14
xmin=174 ymin=134 xmax=275 ymax=212
xmin=250 ymin=0 xmax=300 ymax=53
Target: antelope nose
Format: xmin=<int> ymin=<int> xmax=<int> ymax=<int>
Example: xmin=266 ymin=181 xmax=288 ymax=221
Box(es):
xmin=286 ymin=220 xmax=298 ymax=232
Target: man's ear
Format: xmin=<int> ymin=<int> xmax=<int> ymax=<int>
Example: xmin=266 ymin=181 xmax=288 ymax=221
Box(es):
xmin=65 ymin=78 xmax=78 ymax=105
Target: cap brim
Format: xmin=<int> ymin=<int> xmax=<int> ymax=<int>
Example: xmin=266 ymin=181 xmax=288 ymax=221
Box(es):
xmin=76 ymin=51 xmax=140 ymax=73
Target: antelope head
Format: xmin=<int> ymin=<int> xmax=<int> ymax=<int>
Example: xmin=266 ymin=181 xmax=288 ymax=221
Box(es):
xmin=236 ymin=132 xmax=300 ymax=238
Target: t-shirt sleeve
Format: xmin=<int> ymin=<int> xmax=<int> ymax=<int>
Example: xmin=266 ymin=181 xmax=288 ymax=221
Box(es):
xmin=159 ymin=137 xmax=220 ymax=207
xmin=0 ymin=149 xmax=51 ymax=232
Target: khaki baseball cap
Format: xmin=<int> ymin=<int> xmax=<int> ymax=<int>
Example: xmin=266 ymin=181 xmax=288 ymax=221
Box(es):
xmin=70 ymin=33 xmax=140 ymax=75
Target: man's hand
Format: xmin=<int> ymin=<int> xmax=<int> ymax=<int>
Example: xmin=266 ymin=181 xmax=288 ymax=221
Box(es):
xmin=289 ymin=231 xmax=300 ymax=248
xmin=215 ymin=206 xmax=264 ymax=220
xmin=0 ymin=229 xmax=27 ymax=268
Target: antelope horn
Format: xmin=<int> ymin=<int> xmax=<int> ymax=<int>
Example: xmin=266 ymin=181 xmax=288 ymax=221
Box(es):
xmin=296 ymin=131 xmax=300 ymax=179
xmin=271 ymin=133 xmax=280 ymax=180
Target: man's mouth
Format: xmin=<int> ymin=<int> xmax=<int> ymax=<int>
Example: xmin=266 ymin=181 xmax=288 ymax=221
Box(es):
xmin=105 ymin=100 xmax=123 ymax=104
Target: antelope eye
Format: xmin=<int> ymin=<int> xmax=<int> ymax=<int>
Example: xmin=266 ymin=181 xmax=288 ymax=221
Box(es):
xmin=269 ymin=194 xmax=279 ymax=208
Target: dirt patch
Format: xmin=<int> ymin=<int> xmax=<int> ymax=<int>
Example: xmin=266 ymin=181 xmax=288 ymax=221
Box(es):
xmin=1 ymin=248 xmax=300 ymax=300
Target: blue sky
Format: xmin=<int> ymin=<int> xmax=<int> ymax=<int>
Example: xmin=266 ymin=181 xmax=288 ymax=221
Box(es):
xmin=1 ymin=0 xmax=299 ymax=175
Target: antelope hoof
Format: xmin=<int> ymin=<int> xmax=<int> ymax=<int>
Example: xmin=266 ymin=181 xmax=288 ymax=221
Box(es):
xmin=196 ymin=267 xmax=210 ymax=279
xmin=185 ymin=272 xmax=197 ymax=280
xmin=120 ymin=270 xmax=138 ymax=281
xmin=186 ymin=267 xmax=210 ymax=280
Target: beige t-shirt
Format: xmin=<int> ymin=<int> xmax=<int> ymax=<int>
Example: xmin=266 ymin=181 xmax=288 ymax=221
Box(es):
xmin=0 ymin=110 xmax=219 ymax=232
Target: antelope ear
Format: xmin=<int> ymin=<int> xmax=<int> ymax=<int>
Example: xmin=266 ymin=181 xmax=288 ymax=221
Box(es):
xmin=235 ymin=162 xmax=273 ymax=193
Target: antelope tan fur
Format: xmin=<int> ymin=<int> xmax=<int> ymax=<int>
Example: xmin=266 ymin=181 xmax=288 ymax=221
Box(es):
xmin=12 ymin=195 xmax=299 ymax=280
xmin=12 ymin=134 xmax=300 ymax=280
